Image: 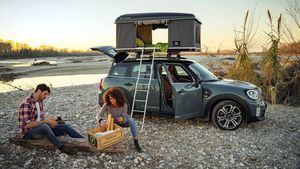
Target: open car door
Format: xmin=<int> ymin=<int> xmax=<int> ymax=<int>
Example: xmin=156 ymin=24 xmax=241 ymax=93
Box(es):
xmin=163 ymin=64 xmax=203 ymax=120
xmin=90 ymin=46 xmax=129 ymax=63
xmin=171 ymin=83 xmax=202 ymax=120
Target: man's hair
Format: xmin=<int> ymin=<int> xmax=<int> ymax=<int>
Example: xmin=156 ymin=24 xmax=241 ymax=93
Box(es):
xmin=35 ymin=83 xmax=51 ymax=93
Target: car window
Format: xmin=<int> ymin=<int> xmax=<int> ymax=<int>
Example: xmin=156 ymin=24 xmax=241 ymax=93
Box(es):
xmin=109 ymin=65 xmax=128 ymax=77
xmin=166 ymin=64 xmax=193 ymax=83
xmin=131 ymin=64 xmax=153 ymax=78
xmin=174 ymin=65 xmax=188 ymax=76
xmin=187 ymin=62 xmax=218 ymax=81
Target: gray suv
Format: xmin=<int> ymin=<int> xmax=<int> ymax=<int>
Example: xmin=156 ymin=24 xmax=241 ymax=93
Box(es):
xmin=93 ymin=46 xmax=266 ymax=130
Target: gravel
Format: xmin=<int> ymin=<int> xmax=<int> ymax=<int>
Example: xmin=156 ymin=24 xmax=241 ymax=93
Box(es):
xmin=0 ymin=84 xmax=299 ymax=169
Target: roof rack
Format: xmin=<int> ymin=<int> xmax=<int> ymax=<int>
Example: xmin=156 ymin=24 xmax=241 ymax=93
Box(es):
xmin=116 ymin=47 xmax=198 ymax=52
xmin=117 ymin=47 xmax=185 ymax=61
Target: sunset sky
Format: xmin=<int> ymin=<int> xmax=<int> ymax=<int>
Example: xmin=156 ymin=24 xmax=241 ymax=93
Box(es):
xmin=0 ymin=0 xmax=298 ymax=51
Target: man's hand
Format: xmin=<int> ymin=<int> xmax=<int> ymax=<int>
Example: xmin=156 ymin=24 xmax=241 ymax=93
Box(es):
xmin=117 ymin=117 xmax=124 ymax=123
xmin=46 ymin=117 xmax=58 ymax=128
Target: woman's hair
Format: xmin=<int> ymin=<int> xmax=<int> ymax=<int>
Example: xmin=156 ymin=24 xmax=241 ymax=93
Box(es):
xmin=102 ymin=87 xmax=126 ymax=107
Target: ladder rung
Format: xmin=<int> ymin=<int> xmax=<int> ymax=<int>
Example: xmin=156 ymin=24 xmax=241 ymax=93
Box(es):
xmin=135 ymin=100 xmax=146 ymax=102
xmin=139 ymin=73 xmax=151 ymax=76
xmin=136 ymin=89 xmax=148 ymax=92
xmin=133 ymin=110 xmax=145 ymax=113
xmin=138 ymin=83 xmax=148 ymax=86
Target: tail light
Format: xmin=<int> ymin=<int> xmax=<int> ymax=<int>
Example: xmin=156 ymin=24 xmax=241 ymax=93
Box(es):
xmin=98 ymin=79 xmax=103 ymax=91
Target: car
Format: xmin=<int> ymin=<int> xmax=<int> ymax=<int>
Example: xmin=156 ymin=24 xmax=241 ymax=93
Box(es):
xmin=91 ymin=46 xmax=266 ymax=130
xmin=92 ymin=12 xmax=266 ymax=130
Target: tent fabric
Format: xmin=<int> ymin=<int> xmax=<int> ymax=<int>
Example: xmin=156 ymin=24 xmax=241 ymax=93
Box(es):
xmin=116 ymin=23 xmax=136 ymax=49
xmin=169 ymin=20 xmax=195 ymax=48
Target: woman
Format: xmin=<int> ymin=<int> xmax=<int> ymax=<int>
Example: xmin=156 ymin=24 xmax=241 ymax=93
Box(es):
xmin=97 ymin=87 xmax=142 ymax=153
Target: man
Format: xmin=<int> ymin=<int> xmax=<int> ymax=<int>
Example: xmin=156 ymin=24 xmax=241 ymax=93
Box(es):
xmin=18 ymin=83 xmax=83 ymax=155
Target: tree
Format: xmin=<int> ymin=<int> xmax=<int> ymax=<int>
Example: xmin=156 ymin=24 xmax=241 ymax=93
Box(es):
xmin=0 ymin=42 xmax=12 ymax=53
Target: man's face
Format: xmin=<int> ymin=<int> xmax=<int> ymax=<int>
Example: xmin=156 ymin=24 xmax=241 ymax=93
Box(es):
xmin=37 ymin=90 xmax=50 ymax=101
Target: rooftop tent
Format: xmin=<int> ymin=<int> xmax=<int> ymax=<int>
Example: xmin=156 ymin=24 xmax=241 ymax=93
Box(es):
xmin=115 ymin=12 xmax=202 ymax=52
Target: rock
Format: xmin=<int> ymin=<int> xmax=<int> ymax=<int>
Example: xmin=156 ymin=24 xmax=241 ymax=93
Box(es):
xmin=91 ymin=159 xmax=99 ymax=164
xmin=59 ymin=153 xmax=67 ymax=162
xmin=118 ymin=165 xmax=125 ymax=169
xmin=99 ymin=153 xmax=105 ymax=158
xmin=137 ymin=157 xmax=142 ymax=162
xmin=239 ymin=163 xmax=245 ymax=167
xmin=229 ymin=155 xmax=235 ymax=164
xmin=24 ymin=158 xmax=33 ymax=167
xmin=197 ymin=163 xmax=204 ymax=169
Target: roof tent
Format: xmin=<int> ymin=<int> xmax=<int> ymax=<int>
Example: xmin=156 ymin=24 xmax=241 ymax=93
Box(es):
xmin=115 ymin=12 xmax=202 ymax=52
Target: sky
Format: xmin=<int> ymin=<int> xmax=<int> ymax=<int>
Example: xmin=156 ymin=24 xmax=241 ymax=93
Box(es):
xmin=0 ymin=0 xmax=298 ymax=51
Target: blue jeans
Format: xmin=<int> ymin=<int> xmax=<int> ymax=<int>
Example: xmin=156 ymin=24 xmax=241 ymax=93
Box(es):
xmin=23 ymin=123 xmax=83 ymax=148
xmin=118 ymin=118 xmax=138 ymax=138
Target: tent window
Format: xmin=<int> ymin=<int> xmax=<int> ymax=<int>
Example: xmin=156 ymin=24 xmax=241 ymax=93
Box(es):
xmin=153 ymin=28 xmax=168 ymax=44
xmin=136 ymin=24 xmax=168 ymax=47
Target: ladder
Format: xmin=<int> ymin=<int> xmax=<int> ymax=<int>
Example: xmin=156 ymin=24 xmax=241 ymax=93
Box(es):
xmin=131 ymin=47 xmax=156 ymax=131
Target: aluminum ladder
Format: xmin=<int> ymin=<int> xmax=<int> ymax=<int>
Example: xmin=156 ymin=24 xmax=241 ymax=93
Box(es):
xmin=131 ymin=47 xmax=156 ymax=131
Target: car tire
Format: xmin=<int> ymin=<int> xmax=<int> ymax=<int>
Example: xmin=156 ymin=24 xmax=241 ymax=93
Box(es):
xmin=212 ymin=100 xmax=244 ymax=130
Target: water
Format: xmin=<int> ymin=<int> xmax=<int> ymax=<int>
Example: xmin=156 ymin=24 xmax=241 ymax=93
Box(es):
xmin=0 ymin=74 xmax=106 ymax=93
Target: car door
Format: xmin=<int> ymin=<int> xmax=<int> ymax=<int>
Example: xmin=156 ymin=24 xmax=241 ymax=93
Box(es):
xmin=163 ymin=63 xmax=203 ymax=120
xmin=129 ymin=62 xmax=160 ymax=112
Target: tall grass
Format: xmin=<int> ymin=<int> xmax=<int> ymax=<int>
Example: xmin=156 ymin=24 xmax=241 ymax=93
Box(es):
xmin=227 ymin=10 xmax=258 ymax=84
xmin=261 ymin=10 xmax=285 ymax=104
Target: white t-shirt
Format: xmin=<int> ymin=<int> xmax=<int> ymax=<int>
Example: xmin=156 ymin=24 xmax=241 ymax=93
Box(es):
xmin=35 ymin=102 xmax=41 ymax=121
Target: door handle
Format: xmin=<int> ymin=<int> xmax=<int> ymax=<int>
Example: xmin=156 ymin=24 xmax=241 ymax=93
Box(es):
xmin=124 ymin=82 xmax=133 ymax=86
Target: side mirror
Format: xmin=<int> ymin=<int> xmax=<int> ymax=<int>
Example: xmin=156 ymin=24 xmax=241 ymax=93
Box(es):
xmin=193 ymin=77 xmax=202 ymax=87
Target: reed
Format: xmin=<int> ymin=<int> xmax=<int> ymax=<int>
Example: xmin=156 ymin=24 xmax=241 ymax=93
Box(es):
xmin=262 ymin=11 xmax=285 ymax=102
xmin=227 ymin=10 xmax=258 ymax=84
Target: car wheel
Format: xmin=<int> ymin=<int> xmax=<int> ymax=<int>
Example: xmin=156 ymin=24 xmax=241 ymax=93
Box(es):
xmin=212 ymin=100 xmax=244 ymax=130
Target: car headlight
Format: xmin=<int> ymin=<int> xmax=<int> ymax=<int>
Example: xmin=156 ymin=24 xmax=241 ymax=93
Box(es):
xmin=246 ymin=89 xmax=259 ymax=100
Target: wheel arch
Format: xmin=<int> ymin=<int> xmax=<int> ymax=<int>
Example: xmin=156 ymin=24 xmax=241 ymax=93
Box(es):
xmin=204 ymin=94 xmax=251 ymax=121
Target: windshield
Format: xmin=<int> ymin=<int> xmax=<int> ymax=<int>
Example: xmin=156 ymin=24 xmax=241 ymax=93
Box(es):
xmin=187 ymin=62 xmax=218 ymax=81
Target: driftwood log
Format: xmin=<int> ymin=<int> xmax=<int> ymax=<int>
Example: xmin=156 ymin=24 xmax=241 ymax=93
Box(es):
xmin=9 ymin=136 xmax=128 ymax=153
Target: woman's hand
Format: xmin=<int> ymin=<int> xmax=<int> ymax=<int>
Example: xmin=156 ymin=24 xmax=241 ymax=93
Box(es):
xmin=100 ymin=120 xmax=108 ymax=129
xmin=117 ymin=117 xmax=124 ymax=123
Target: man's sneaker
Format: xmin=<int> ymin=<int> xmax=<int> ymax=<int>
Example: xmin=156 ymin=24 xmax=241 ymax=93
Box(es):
xmin=60 ymin=146 xmax=78 ymax=155
xmin=134 ymin=139 xmax=142 ymax=153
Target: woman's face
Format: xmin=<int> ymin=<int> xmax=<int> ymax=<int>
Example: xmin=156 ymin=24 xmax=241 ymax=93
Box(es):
xmin=109 ymin=95 xmax=118 ymax=107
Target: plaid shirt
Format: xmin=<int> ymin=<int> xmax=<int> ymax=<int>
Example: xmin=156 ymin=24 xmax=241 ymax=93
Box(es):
xmin=18 ymin=93 xmax=45 ymax=136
